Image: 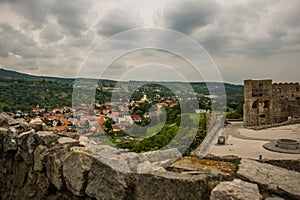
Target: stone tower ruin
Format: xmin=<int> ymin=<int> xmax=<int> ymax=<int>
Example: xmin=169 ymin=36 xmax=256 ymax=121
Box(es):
xmin=244 ymin=79 xmax=300 ymax=127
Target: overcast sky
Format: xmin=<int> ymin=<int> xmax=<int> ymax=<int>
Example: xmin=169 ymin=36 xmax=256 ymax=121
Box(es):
xmin=0 ymin=0 xmax=299 ymax=84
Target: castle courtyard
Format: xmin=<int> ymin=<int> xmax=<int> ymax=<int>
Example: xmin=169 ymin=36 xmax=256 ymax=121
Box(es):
xmin=210 ymin=122 xmax=300 ymax=160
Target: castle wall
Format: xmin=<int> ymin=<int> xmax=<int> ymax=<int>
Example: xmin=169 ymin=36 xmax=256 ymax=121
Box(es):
xmin=244 ymin=80 xmax=300 ymax=127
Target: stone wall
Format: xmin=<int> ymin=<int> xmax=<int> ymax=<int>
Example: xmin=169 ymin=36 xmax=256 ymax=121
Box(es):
xmin=0 ymin=112 xmax=299 ymax=200
xmin=191 ymin=110 xmax=225 ymax=158
xmin=244 ymin=79 xmax=300 ymax=128
xmin=0 ymin=112 xmax=223 ymax=200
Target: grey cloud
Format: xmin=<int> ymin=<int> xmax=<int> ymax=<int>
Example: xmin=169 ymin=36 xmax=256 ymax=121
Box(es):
xmin=0 ymin=0 xmax=299 ymax=83
xmin=64 ymin=29 xmax=96 ymax=49
xmin=51 ymin=0 xmax=91 ymax=37
xmin=2 ymin=0 xmax=91 ymax=36
xmin=267 ymin=1 xmax=300 ymax=42
xmin=1 ymin=0 xmax=51 ymax=29
xmin=244 ymin=37 xmax=284 ymax=58
xmin=18 ymin=60 xmax=39 ymax=71
xmin=40 ymin=23 xmax=64 ymax=42
xmin=0 ymin=23 xmax=39 ymax=58
xmin=97 ymin=9 xmax=141 ymax=36
xmin=163 ymin=0 xmax=220 ymax=34
xmin=165 ymin=0 xmax=300 ymax=59
xmin=268 ymin=28 xmax=287 ymax=38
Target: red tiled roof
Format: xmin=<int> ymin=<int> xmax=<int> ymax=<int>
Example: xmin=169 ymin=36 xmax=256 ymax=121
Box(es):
xmin=87 ymin=116 xmax=95 ymax=121
xmin=74 ymin=120 xmax=86 ymax=125
xmin=170 ymin=103 xmax=177 ymax=108
xmin=136 ymin=99 xmax=145 ymax=104
xmin=102 ymin=110 xmax=108 ymax=114
xmin=99 ymin=124 xmax=106 ymax=131
xmin=158 ymin=102 xmax=168 ymax=107
xmin=45 ymin=116 xmax=57 ymax=120
xmin=55 ymin=125 xmax=68 ymax=131
xmin=95 ymin=103 xmax=101 ymax=107
xmin=131 ymin=115 xmax=141 ymax=120
xmin=59 ymin=118 xmax=69 ymax=125
xmin=96 ymin=118 xmax=105 ymax=125
xmin=64 ymin=106 xmax=72 ymax=110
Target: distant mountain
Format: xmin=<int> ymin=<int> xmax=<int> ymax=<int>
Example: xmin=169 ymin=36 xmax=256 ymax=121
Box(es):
xmin=0 ymin=68 xmax=74 ymax=83
xmin=0 ymin=68 xmax=244 ymax=114
xmin=0 ymin=68 xmax=244 ymax=89
xmin=0 ymin=68 xmax=35 ymax=79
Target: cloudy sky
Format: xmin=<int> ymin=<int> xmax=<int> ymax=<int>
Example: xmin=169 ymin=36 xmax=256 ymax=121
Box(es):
xmin=0 ymin=0 xmax=299 ymax=84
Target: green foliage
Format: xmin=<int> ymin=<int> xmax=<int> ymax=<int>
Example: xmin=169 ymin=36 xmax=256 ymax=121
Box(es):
xmin=117 ymin=113 xmax=207 ymax=154
xmin=234 ymin=158 xmax=242 ymax=169
xmin=0 ymin=76 xmax=113 ymax=112
xmin=0 ymin=77 xmax=73 ymax=112
xmin=103 ymin=118 xmax=115 ymax=129
xmin=129 ymin=125 xmax=179 ymax=153
xmin=182 ymin=130 xmax=206 ymax=156
xmin=125 ymin=125 xmax=147 ymax=136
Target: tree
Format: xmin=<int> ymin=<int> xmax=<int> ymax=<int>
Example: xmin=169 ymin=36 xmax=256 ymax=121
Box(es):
xmin=103 ymin=118 xmax=115 ymax=129
xmin=135 ymin=110 xmax=144 ymax=117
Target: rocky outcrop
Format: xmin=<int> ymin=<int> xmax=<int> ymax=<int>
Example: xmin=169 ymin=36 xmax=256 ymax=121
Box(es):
xmin=34 ymin=131 xmax=60 ymax=146
xmin=85 ymin=155 xmax=133 ymax=200
xmin=3 ymin=127 xmax=18 ymax=152
xmin=0 ymin=112 xmax=18 ymax=127
xmin=29 ymin=118 xmax=48 ymax=131
xmin=63 ymin=147 xmax=93 ymax=196
xmin=237 ymin=159 xmax=300 ymax=200
xmin=0 ymin=113 xmax=299 ymax=200
xmin=210 ymin=179 xmax=262 ymax=200
xmin=168 ymin=157 xmax=236 ymax=177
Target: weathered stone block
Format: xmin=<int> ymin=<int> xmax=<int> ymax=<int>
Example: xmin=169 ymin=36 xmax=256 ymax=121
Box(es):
xmin=114 ymin=152 xmax=142 ymax=172
xmin=3 ymin=138 xmax=17 ymax=152
xmin=13 ymin=161 xmax=29 ymax=188
xmin=13 ymin=121 xmax=31 ymax=134
xmin=137 ymin=161 xmax=166 ymax=174
xmin=29 ymin=118 xmax=46 ymax=131
xmin=140 ymin=148 xmax=182 ymax=162
xmin=94 ymin=154 xmax=132 ymax=173
xmin=85 ymin=156 xmax=131 ymax=200
xmin=0 ymin=127 xmax=7 ymax=151
xmin=210 ymin=179 xmax=262 ymax=200
xmin=58 ymin=137 xmax=79 ymax=146
xmin=237 ymin=159 xmax=300 ymax=199
xmin=33 ymin=145 xmax=48 ymax=171
xmin=63 ymin=148 xmax=93 ymax=196
xmin=3 ymin=127 xmax=19 ymax=152
xmin=7 ymin=127 xmax=18 ymax=138
xmin=15 ymin=130 xmax=36 ymax=164
xmin=45 ymin=145 xmax=70 ymax=190
xmin=135 ymin=171 xmax=214 ymax=200
xmin=0 ymin=112 xmax=17 ymax=127
xmin=35 ymin=131 xmax=60 ymax=146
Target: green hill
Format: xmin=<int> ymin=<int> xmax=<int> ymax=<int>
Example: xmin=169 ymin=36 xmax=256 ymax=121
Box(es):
xmin=0 ymin=68 xmax=244 ymax=117
xmin=0 ymin=68 xmax=74 ymax=83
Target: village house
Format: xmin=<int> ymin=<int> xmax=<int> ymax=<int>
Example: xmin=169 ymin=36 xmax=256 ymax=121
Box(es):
xmin=131 ymin=115 xmax=142 ymax=123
